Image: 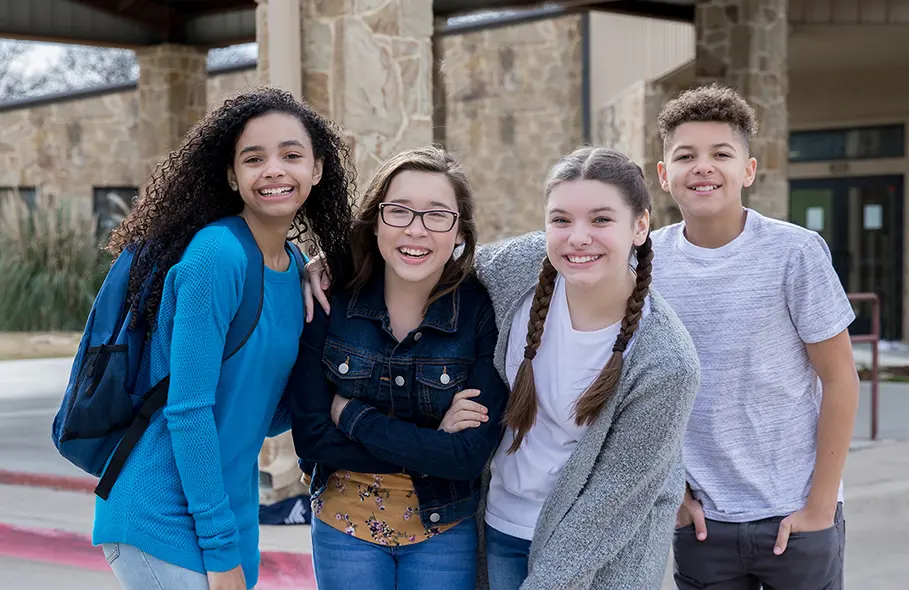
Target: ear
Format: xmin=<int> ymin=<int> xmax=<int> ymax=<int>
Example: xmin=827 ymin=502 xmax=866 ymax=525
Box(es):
xmin=743 ymin=156 xmax=757 ymax=188
xmin=633 ymin=209 xmax=651 ymax=247
xmin=656 ymin=161 xmax=670 ymax=193
xmin=312 ymin=158 xmax=324 ymax=186
xmin=226 ymin=168 xmax=238 ymax=191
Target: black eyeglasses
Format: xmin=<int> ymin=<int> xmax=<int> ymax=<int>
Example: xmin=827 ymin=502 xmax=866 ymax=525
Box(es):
xmin=378 ymin=202 xmax=459 ymax=233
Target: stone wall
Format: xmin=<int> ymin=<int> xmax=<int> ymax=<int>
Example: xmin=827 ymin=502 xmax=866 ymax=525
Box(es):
xmin=208 ymin=67 xmax=261 ymax=107
xmin=441 ymin=15 xmax=584 ymax=241
xmin=302 ymin=0 xmax=435 ymax=193
xmin=594 ymin=65 xmax=693 ymax=230
xmin=0 ymin=67 xmax=258 ymax=218
xmin=0 ymin=90 xmax=140 ymax=217
xmin=695 ymin=0 xmax=789 ymax=219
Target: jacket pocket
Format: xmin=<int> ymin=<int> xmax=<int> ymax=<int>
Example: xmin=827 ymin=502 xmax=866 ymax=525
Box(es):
xmin=416 ymin=361 xmax=469 ymax=419
xmin=322 ymin=342 xmax=376 ymax=401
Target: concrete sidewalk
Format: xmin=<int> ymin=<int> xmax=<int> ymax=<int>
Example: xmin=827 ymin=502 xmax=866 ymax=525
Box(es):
xmin=2 ymin=355 xmax=908 ymax=588
xmin=3 ymin=442 xmax=908 ymax=588
xmin=661 ymin=439 xmax=909 ymax=588
xmin=0 ymin=482 xmax=315 ymax=589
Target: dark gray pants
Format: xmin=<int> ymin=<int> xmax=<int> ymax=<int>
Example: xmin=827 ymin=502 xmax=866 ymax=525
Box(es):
xmin=673 ymin=503 xmax=845 ymax=590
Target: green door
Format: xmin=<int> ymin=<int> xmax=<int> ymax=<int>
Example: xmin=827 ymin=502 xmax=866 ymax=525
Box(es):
xmin=790 ymin=176 xmax=904 ymax=341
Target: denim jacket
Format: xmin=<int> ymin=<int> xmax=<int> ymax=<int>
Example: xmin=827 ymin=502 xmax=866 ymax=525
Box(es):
xmin=286 ymin=269 xmax=509 ymax=529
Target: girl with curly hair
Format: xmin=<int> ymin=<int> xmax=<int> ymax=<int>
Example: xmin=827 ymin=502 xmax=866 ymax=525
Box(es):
xmin=92 ymin=87 xmax=355 ymax=590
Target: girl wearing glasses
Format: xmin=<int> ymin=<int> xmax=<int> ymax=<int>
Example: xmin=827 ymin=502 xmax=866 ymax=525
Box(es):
xmin=285 ymin=145 xmax=509 ymax=589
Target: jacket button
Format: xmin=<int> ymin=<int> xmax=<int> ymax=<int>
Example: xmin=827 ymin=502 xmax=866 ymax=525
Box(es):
xmin=413 ymin=332 xmax=422 ymax=341
xmin=440 ymin=373 xmax=451 ymax=385
xmin=429 ymin=513 xmax=440 ymax=523
xmin=395 ymin=375 xmax=405 ymax=386
xmin=338 ymin=363 xmax=349 ymax=375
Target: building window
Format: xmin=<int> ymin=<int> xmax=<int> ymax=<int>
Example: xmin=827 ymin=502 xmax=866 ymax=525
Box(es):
xmin=93 ymin=187 xmax=137 ymax=237
xmin=0 ymin=186 xmax=38 ymax=209
xmin=789 ymin=124 xmax=905 ymax=163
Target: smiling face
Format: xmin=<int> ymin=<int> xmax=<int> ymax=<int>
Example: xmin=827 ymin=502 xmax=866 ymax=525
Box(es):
xmin=657 ymin=121 xmax=756 ymax=221
xmin=376 ymin=170 xmax=463 ymax=290
xmin=227 ymin=111 xmax=323 ymax=226
xmin=545 ymin=179 xmax=649 ymax=290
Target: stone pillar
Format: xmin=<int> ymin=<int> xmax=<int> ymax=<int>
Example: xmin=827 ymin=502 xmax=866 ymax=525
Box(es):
xmin=136 ymin=44 xmax=208 ymax=179
xmin=695 ymin=0 xmax=789 ymax=219
xmin=302 ymin=0 xmax=434 ymax=188
xmin=254 ymin=1 xmax=434 ymax=188
xmin=255 ymin=0 xmax=270 ymax=83
xmin=265 ymin=0 xmax=303 ymax=96
xmin=432 ymin=17 xmax=448 ymax=147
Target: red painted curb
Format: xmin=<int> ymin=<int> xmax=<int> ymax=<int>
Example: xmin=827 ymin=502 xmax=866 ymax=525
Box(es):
xmin=0 ymin=523 xmax=109 ymax=572
xmin=0 ymin=523 xmax=316 ymax=589
xmin=0 ymin=469 xmax=96 ymax=494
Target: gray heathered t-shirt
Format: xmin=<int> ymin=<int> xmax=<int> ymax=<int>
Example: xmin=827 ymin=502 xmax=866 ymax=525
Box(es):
xmin=650 ymin=209 xmax=855 ymax=523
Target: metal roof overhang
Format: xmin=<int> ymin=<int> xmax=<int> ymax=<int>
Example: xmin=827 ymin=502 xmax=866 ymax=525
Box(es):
xmin=0 ymin=0 xmax=694 ymax=48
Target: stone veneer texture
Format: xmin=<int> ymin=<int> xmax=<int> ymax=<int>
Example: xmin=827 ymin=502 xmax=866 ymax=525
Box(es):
xmin=441 ymin=15 xmax=584 ymax=242
xmin=0 ymin=68 xmax=258 ymax=214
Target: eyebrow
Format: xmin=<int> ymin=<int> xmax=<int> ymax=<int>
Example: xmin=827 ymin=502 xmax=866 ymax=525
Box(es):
xmin=238 ymin=140 xmax=306 ymax=156
xmin=389 ymin=198 xmax=455 ymax=210
xmin=549 ymin=206 xmax=616 ymax=215
xmin=672 ymin=142 xmax=738 ymax=155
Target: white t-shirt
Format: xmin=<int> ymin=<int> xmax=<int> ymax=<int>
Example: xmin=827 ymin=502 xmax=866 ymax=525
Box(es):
xmin=485 ymin=274 xmax=649 ymax=540
xmin=650 ymin=209 xmax=855 ymax=523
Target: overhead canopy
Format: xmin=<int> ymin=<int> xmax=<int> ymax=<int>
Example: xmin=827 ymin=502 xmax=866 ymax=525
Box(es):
xmin=0 ymin=0 xmax=694 ymax=48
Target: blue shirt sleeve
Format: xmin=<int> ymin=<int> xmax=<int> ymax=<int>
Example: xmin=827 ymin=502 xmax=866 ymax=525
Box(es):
xmin=162 ymin=227 xmax=245 ymax=573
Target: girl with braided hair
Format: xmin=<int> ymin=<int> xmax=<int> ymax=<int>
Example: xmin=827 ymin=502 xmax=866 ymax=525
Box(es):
xmin=470 ymin=146 xmax=700 ymax=589
xmin=93 ymin=87 xmax=355 ymax=590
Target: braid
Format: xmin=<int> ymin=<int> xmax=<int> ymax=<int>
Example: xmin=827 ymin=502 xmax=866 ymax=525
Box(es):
xmin=504 ymin=257 xmax=557 ymax=454
xmin=574 ymin=234 xmax=653 ymax=425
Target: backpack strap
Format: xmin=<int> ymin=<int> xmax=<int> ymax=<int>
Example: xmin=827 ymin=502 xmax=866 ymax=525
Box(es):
xmin=94 ymin=216 xmax=265 ymax=500
xmin=217 ymin=216 xmax=265 ymax=361
xmin=287 ymin=241 xmax=308 ymax=285
xmin=95 ymin=377 xmax=169 ymax=499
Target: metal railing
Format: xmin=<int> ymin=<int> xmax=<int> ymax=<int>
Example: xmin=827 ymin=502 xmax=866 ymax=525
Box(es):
xmin=847 ymin=293 xmax=880 ymax=441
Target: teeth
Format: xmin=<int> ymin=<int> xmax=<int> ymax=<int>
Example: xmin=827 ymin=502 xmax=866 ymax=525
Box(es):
xmin=692 ymin=185 xmax=718 ymax=192
xmin=567 ymin=255 xmax=601 ymax=264
xmin=400 ymin=247 xmax=430 ymax=257
xmin=260 ymin=187 xmax=293 ymax=195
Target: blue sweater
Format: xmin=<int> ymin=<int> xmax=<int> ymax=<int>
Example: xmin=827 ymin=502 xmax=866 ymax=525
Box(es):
xmin=92 ymin=226 xmax=303 ymax=588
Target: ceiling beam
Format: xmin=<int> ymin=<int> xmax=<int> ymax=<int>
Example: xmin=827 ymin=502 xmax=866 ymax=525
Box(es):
xmin=589 ymin=1 xmax=695 ymax=22
xmin=70 ymin=0 xmax=174 ymax=30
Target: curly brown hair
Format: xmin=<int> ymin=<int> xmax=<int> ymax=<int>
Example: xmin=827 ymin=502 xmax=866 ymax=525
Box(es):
xmin=505 ymin=147 xmax=653 ymax=454
xmin=348 ymin=145 xmax=478 ymax=310
xmin=658 ymin=83 xmax=758 ymax=151
xmin=107 ymin=87 xmax=356 ymax=330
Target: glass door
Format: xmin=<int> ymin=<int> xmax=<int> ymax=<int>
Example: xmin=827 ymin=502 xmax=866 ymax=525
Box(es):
xmin=790 ymin=175 xmax=904 ymax=341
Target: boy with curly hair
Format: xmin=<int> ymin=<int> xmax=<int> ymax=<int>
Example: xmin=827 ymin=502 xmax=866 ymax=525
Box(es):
xmin=651 ymin=83 xmax=859 ymax=589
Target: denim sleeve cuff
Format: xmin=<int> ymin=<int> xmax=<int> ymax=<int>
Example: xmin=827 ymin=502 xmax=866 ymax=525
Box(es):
xmin=337 ymin=398 xmax=376 ymax=440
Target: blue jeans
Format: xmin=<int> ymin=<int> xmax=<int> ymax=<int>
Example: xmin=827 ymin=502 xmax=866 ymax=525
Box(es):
xmin=311 ymin=516 xmax=478 ymax=589
xmin=485 ymin=524 xmax=531 ymax=590
xmin=102 ymin=543 xmax=209 ymax=590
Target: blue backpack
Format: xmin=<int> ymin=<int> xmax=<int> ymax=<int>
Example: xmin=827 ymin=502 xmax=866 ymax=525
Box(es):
xmin=52 ymin=216 xmax=307 ymax=500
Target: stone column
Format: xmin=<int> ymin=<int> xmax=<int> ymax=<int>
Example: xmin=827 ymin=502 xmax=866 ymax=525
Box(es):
xmin=254 ymin=1 xmax=434 ymax=188
xmin=136 ymin=44 xmax=208 ymax=179
xmin=695 ymin=0 xmax=789 ymax=219
xmin=255 ymin=0 xmax=270 ymax=83
xmin=303 ymin=0 xmax=435 ymax=188
xmin=258 ymin=0 xmax=303 ymax=96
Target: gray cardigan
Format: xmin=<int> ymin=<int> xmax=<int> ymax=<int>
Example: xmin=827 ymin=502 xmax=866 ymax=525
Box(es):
xmin=473 ymin=232 xmax=700 ymax=590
